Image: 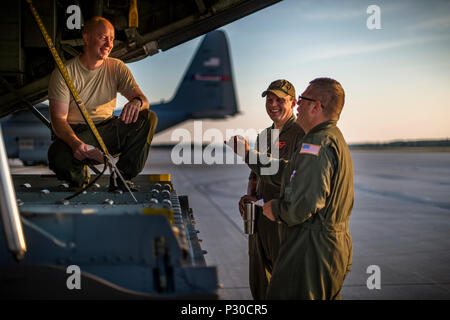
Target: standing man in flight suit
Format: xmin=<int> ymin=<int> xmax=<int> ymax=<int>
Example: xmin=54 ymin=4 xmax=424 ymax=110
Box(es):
xmin=229 ymin=77 xmax=353 ymax=299
xmin=238 ymin=80 xmax=304 ymax=300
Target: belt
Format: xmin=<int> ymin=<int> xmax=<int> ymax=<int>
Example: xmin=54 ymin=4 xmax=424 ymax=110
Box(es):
xmin=302 ymin=218 xmax=348 ymax=233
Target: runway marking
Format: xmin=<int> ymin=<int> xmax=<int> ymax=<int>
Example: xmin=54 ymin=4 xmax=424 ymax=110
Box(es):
xmin=355 ymin=171 xmax=450 ymax=187
xmin=196 ymin=182 xmax=247 ymax=237
xmin=173 ymin=168 xmax=247 ymax=238
xmin=355 ymin=184 xmax=450 ymax=211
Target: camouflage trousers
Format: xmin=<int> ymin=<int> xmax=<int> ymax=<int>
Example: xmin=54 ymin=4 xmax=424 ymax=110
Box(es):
xmin=48 ymin=109 xmax=158 ymax=186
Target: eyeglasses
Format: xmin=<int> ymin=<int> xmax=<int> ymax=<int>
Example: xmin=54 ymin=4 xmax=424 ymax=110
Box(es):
xmin=297 ymin=96 xmax=325 ymax=109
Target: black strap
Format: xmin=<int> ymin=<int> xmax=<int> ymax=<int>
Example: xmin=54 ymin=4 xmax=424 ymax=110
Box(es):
xmin=132 ymin=96 xmax=143 ymax=108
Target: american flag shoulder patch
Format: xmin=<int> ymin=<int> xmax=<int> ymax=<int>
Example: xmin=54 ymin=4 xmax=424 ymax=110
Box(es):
xmin=299 ymin=143 xmax=321 ymax=156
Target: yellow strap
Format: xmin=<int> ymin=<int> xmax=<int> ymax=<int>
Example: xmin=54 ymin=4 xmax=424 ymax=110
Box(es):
xmin=26 ymin=0 xmax=110 ymax=156
xmin=129 ymin=0 xmax=139 ymax=28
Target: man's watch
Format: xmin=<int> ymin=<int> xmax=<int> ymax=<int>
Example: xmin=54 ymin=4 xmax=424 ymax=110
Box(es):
xmin=132 ymin=96 xmax=143 ymax=108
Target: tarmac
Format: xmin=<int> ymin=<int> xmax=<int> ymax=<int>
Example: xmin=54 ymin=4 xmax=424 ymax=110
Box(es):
xmin=9 ymin=148 xmax=450 ymax=300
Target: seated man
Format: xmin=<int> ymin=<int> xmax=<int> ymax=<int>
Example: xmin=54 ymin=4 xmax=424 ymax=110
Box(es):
xmin=47 ymin=16 xmax=157 ymax=190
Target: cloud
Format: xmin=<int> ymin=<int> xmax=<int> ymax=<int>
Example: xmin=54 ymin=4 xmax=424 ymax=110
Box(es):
xmin=301 ymin=8 xmax=364 ymax=21
xmin=297 ymin=1 xmax=406 ymax=22
xmin=405 ymin=16 xmax=450 ymax=31
xmin=301 ymin=34 xmax=449 ymax=61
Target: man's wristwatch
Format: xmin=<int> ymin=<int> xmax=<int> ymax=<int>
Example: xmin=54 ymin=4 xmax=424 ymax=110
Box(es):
xmin=132 ymin=96 xmax=143 ymax=108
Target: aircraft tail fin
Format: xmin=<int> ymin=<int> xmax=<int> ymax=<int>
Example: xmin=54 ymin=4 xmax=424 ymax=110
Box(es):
xmin=169 ymin=30 xmax=239 ymax=118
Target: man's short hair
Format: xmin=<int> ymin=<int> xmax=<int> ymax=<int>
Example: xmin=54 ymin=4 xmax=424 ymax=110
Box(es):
xmin=309 ymin=77 xmax=345 ymax=120
xmin=81 ymin=16 xmax=114 ymax=35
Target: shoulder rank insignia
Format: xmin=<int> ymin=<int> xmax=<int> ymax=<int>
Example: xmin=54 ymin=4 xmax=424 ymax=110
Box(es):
xmin=299 ymin=143 xmax=321 ymax=156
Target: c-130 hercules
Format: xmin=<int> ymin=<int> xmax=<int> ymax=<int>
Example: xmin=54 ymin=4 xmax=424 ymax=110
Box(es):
xmin=0 ymin=0 xmax=281 ymax=299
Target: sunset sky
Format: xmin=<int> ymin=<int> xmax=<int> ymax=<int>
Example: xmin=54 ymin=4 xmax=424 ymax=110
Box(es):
xmin=118 ymin=0 xmax=450 ymax=144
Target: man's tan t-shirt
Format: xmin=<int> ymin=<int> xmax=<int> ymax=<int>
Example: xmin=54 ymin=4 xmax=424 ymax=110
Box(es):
xmin=48 ymin=56 xmax=138 ymax=124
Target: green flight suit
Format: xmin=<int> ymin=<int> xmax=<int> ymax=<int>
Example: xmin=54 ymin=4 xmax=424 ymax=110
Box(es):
xmin=247 ymin=115 xmax=304 ymax=300
xmin=247 ymin=120 xmax=354 ymax=299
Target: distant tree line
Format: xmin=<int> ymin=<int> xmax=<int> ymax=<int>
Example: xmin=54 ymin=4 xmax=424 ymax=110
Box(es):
xmin=350 ymin=139 xmax=450 ymax=149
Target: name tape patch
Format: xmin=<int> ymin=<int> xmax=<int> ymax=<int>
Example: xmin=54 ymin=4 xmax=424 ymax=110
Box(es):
xmin=299 ymin=143 xmax=321 ymax=156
